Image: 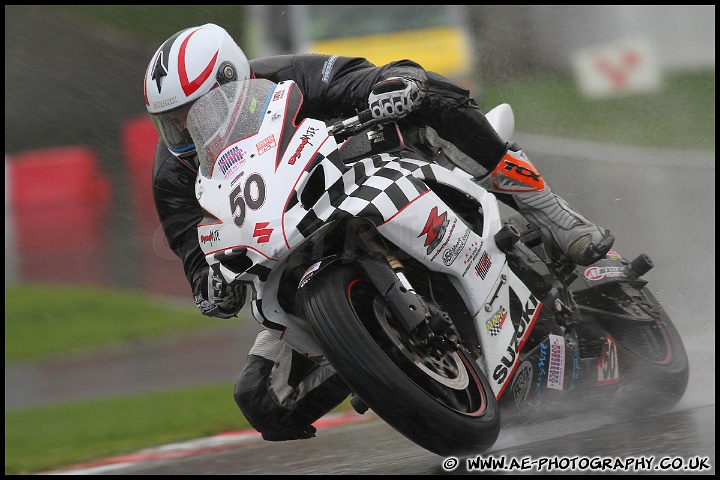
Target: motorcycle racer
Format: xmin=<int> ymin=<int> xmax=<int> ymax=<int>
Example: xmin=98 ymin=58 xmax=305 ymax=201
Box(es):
xmin=144 ymin=23 xmax=615 ymax=441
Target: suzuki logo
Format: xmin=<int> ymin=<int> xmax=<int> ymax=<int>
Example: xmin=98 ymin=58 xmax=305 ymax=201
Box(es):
xmin=253 ymin=222 xmax=273 ymax=243
xmin=418 ymin=206 xmax=449 ymax=255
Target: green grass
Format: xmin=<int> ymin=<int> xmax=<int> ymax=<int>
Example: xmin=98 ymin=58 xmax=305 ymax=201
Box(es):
xmin=5 ymin=283 xmax=222 ymax=363
xmin=5 ymin=383 xmax=242 ymax=474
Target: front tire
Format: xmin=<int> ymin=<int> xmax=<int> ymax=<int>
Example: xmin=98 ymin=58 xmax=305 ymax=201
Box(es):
xmin=299 ymin=263 xmax=500 ymax=457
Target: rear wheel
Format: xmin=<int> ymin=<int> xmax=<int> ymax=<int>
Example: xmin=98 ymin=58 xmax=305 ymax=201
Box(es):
xmin=299 ymin=263 xmax=500 ymax=457
xmin=584 ymin=287 xmax=689 ymax=417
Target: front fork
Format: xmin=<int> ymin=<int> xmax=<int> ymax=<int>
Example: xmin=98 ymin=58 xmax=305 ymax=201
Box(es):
xmin=353 ymin=222 xmax=457 ymax=348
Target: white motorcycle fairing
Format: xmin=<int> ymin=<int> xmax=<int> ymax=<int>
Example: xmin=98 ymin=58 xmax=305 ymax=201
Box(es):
xmin=191 ymin=79 xmax=541 ymax=399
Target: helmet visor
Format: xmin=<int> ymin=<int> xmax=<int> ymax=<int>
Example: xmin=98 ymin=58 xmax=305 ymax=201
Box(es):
xmin=150 ymin=103 xmax=196 ymax=158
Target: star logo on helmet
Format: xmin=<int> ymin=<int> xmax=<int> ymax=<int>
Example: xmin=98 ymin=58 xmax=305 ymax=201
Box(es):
xmin=152 ymin=52 xmax=168 ymax=94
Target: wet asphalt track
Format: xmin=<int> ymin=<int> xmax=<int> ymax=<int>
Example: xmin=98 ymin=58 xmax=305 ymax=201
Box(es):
xmin=54 ymin=343 xmax=715 ymax=475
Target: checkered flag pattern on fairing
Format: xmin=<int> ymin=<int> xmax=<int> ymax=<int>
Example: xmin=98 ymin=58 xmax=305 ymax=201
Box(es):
xmin=294 ymin=153 xmax=433 ymax=239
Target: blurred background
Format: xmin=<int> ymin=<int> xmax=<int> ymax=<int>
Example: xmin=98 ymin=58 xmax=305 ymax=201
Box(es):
xmin=5 ymin=4 xmax=715 ymax=309
xmin=4 ymin=6 xmax=714 ymax=473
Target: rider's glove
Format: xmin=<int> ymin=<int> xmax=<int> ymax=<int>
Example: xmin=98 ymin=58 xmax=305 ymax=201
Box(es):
xmin=194 ymin=268 xmax=246 ymax=319
xmin=368 ymin=76 xmax=425 ymax=120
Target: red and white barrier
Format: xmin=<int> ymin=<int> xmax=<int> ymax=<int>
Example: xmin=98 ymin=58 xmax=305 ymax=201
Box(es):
xmin=6 ymin=146 xmax=111 ymax=285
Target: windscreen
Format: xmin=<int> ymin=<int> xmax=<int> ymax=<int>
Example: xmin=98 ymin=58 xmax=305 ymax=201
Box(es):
xmin=187 ymin=79 xmax=276 ymax=178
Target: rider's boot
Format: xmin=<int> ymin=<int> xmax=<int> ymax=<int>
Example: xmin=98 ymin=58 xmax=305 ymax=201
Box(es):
xmin=478 ymin=143 xmax=615 ymax=266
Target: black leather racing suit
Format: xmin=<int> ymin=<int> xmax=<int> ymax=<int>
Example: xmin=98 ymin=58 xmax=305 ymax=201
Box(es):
xmin=151 ymin=54 xmax=509 ymax=315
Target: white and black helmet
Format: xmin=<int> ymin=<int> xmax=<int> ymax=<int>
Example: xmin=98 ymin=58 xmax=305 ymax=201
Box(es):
xmin=144 ymin=23 xmax=251 ymax=158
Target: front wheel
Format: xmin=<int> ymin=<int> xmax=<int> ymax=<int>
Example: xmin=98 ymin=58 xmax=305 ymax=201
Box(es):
xmin=299 ymin=264 xmax=500 ymax=457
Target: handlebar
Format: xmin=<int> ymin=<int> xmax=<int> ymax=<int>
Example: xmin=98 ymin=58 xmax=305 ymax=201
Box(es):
xmin=328 ymin=109 xmax=388 ymax=139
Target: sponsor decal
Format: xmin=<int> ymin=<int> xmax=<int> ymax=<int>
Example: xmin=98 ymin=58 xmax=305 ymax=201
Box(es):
xmin=253 ymin=222 xmax=273 ymax=244
xmin=584 ymin=265 xmax=626 ymax=281
xmin=217 ymin=145 xmax=247 ymax=179
xmin=567 ymin=335 xmax=580 ymax=391
xmin=492 ymin=152 xmax=545 ymax=192
xmin=256 ymin=134 xmax=277 ymax=155
xmin=475 ymin=251 xmax=492 ymax=279
xmin=492 ymin=295 xmax=541 ymax=387
xmin=298 ymin=261 xmax=321 ymax=289
xmin=485 ymin=306 xmax=508 ymax=337
xmin=200 ymin=229 xmax=220 ymax=246
xmin=442 ymin=228 xmax=470 ymax=266
xmin=272 ymin=90 xmax=285 ymax=101
xmin=288 ymin=127 xmax=319 ymax=166
xmin=418 ymin=207 xmax=449 ymax=255
xmin=511 ymin=361 xmax=533 ymax=406
xmin=535 ymin=342 xmax=548 ymax=396
xmin=597 ymin=335 xmax=620 ymax=385
xmin=547 ymin=334 xmax=565 ymax=390
xmin=461 ymin=241 xmax=483 ymax=277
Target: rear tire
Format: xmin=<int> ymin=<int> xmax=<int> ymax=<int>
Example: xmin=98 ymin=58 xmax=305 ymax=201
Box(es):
xmin=299 ymin=263 xmax=500 ymax=457
xmin=612 ymin=288 xmax=690 ymax=413
xmin=593 ymin=288 xmax=689 ymax=417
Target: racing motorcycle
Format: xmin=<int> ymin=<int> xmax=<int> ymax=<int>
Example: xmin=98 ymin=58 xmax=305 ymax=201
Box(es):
xmin=190 ymin=79 xmax=689 ymax=457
